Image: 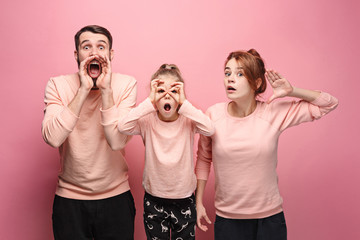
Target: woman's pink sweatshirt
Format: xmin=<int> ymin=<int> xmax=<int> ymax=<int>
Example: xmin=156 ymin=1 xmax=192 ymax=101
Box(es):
xmin=196 ymin=92 xmax=338 ymax=219
xmin=118 ymin=98 xmax=214 ymax=199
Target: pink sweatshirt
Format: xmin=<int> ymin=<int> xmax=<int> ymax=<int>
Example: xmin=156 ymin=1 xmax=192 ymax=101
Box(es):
xmin=196 ymin=92 xmax=338 ymax=219
xmin=118 ymin=98 xmax=214 ymax=199
xmin=42 ymin=73 xmax=137 ymax=200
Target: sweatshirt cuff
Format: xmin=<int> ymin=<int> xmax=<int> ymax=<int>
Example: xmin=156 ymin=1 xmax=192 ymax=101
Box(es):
xmin=100 ymin=105 xmax=118 ymax=125
xmin=178 ymin=100 xmax=191 ymax=115
xmin=310 ymin=92 xmax=331 ymax=106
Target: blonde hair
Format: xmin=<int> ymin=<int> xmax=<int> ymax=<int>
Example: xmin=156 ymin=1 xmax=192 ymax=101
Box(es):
xmin=151 ymin=64 xmax=184 ymax=83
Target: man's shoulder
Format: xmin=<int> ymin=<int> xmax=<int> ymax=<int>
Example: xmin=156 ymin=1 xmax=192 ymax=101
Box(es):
xmin=49 ymin=73 xmax=78 ymax=84
xmin=111 ymin=73 xmax=137 ymax=85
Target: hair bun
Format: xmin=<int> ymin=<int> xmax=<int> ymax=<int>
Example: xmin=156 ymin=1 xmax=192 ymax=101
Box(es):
xmin=247 ymin=49 xmax=261 ymax=58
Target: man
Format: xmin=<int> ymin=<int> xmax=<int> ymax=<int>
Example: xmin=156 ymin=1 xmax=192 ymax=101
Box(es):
xmin=42 ymin=25 xmax=137 ymax=240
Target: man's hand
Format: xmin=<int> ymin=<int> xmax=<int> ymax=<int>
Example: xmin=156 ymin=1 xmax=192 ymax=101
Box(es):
xmin=78 ymin=55 xmax=96 ymax=91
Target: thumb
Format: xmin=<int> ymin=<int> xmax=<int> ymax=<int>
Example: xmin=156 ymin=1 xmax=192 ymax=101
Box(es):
xmin=204 ymin=214 xmax=212 ymax=224
xmin=267 ymin=94 xmax=276 ymax=104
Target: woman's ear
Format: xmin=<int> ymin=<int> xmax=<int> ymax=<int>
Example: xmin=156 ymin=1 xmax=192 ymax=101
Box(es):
xmin=256 ymin=78 xmax=262 ymax=89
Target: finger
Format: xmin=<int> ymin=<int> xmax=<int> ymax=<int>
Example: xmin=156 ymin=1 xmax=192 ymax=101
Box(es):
xmin=273 ymin=71 xmax=283 ymax=80
xmin=171 ymin=82 xmax=183 ymax=87
xmin=267 ymin=69 xmax=278 ymax=81
xmin=267 ymin=94 xmax=276 ymax=103
xmin=204 ymin=215 xmax=212 ymax=224
xmin=265 ymin=70 xmax=275 ymax=84
xmin=197 ymin=219 xmax=208 ymax=232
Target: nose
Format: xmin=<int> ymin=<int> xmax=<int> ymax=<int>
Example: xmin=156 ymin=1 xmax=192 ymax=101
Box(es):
xmin=227 ymin=75 xmax=235 ymax=83
xmin=164 ymin=91 xmax=171 ymax=99
xmin=90 ymin=48 xmax=99 ymax=56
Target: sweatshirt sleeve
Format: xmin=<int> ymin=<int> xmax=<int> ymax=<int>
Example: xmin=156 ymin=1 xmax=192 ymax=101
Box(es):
xmin=178 ymin=100 xmax=215 ymax=136
xmin=118 ymin=98 xmax=156 ymax=135
xmin=100 ymin=77 xmax=137 ymax=150
xmin=195 ymin=107 xmax=214 ymax=181
xmin=41 ymin=78 xmax=79 ymax=148
xmin=269 ymin=92 xmax=339 ymax=132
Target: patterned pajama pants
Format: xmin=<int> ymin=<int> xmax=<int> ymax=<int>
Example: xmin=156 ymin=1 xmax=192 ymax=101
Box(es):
xmin=143 ymin=192 xmax=196 ymax=240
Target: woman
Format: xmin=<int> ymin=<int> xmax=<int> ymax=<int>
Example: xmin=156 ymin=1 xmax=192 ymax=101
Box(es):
xmin=195 ymin=49 xmax=338 ymax=240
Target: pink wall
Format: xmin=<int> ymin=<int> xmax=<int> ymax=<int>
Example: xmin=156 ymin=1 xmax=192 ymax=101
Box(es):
xmin=1 ymin=0 xmax=359 ymax=239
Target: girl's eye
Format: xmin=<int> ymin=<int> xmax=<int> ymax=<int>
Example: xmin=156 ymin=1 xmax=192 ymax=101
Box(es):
xmin=171 ymin=90 xmax=177 ymax=93
xmin=225 ymin=72 xmax=231 ymax=77
xmin=158 ymin=89 xmax=165 ymax=93
xmin=237 ymin=72 xmax=243 ymax=77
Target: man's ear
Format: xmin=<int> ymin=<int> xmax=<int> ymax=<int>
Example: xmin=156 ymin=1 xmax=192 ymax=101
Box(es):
xmin=110 ymin=49 xmax=114 ymax=61
xmin=74 ymin=50 xmax=78 ymax=62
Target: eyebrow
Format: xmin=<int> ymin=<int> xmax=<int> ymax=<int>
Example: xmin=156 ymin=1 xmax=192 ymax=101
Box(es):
xmin=225 ymin=67 xmax=243 ymax=70
xmin=80 ymin=40 xmax=108 ymax=46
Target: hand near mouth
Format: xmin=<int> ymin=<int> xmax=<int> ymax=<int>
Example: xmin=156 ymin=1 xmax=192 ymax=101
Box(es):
xmin=266 ymin=70 xmax=293 ymax=103
xmin=78 ymin=55 xmax=97 ymax=91
xmin=94 ymin=55 xmax=112 ymax=91
xmin=169 ymin=82 xmax=186 ymax=105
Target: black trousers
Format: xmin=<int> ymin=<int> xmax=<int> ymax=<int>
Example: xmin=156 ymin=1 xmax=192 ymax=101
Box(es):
xmin=52 ymin=191 xmax=136 ymax=240
xmin=215 ymin=212 xmax=287 ymax=240
xmin=143 ymin=192 xmax=196 ymax=240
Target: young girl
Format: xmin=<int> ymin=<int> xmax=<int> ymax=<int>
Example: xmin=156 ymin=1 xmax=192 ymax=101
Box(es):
xmin=195 ymin=49 xmax=338 ymax=240
xmin=118 ymin=64 xmax=214 ymax=240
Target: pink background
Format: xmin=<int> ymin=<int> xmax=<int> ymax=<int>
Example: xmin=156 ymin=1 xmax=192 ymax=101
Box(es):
xmin=1 ymin=0 xmax=359 ymax=239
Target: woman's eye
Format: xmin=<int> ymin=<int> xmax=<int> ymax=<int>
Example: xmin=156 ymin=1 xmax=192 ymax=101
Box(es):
xmin=225 ymin=72 xmax=231 ymax=77
xmin=237 ymin=72 xmax=243 ymax=77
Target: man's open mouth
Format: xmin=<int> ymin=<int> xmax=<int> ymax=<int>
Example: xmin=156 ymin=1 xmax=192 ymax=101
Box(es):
xmin=87 ymin=60 xmax=101 ymax=79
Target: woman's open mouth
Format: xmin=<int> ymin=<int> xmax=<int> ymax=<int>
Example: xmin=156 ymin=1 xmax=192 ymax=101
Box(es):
xmin=227 ymin=86 xmax=236 ymax=93
xmin=87 ymin=60 xmax=101 ymax=79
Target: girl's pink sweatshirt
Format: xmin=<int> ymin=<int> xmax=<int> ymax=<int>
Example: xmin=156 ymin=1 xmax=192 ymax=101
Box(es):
xmin=196 ymin=92 xmax=338 ymax=219
xmin=118 ymin=98 xmax=214 ymax=199
xmin=42 ymin=73 xmax=137 ymax=200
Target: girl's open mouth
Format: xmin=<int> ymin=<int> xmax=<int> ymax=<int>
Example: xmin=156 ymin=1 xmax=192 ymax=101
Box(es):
xmin=164 ymin=103 xmax=171 ymax=112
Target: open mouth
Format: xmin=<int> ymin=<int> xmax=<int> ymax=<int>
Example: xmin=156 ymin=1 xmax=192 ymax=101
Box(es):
xmin=227 ymin=86 xmax=236 ymax=91
xmin=87 ymin=60 xmax=101 ymax=79
xmin=164 ymin=103 xmax=171 ymax=112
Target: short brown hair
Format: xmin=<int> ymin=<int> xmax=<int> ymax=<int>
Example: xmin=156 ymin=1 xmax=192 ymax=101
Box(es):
xmin=225 ymin=49 xmax=267 ymax=96
xmin=74 ymin=25 xmax=113 ymax=52
xmin=151 ymin=64 xmax=184 ymax=83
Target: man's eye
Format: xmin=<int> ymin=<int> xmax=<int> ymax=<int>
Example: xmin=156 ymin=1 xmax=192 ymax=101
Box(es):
xmin=99 ymin=46 xmax=105 ymax=50
xmin=84 ymin=46 xmax=90 ymax=50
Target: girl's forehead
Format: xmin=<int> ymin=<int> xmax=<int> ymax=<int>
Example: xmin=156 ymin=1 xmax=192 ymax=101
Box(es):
xmin=158 ymin=75 xmax=178 ymax=87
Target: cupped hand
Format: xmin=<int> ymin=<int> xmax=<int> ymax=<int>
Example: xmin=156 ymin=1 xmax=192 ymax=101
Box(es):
xmin=266 ymin=70 xmax=293 ymax=103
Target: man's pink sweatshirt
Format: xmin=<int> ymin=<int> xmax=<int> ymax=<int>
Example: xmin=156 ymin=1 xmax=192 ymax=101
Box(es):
xmin=42 ymin=73 xmax=137 ymax=200
xmin=196 ymin=92 xmax=338 ymax=219
xmin=118 ymin=98 xmax=214 ymax=199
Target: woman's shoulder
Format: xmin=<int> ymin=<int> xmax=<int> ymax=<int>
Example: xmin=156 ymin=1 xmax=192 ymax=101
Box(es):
xmin=206 ymin=102 xmax=228 ymax=121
